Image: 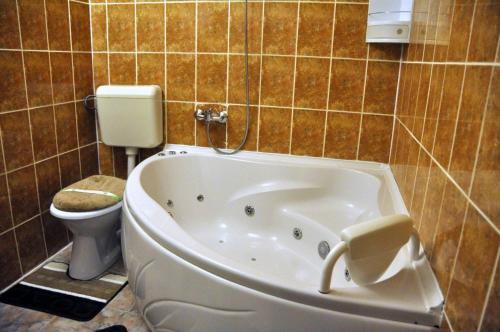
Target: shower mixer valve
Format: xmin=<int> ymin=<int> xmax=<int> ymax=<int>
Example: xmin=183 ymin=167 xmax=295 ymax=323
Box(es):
xmin=194 ymin=107 xmax=228 ymax=124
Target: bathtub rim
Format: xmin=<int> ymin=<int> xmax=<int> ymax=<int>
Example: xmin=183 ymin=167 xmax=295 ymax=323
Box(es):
xmin=124 ymin=144 xmax=444 ymax=327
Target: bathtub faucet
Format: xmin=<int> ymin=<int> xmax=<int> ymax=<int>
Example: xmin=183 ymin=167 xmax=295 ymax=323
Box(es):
xmin=194 ymin=106 xmax=228 ymax=124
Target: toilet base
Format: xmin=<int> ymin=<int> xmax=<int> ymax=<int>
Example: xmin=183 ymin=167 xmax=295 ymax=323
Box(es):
xmin=68 ymin=234 xmax=121 ymax=280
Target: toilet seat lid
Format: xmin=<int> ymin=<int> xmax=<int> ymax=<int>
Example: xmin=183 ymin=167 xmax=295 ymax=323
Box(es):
xmin=50 ymin=201 xmax=122 ymax=220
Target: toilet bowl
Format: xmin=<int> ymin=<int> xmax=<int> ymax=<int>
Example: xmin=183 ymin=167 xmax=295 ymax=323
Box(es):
xmin=50 ymin=202 xmax=123 ymax=280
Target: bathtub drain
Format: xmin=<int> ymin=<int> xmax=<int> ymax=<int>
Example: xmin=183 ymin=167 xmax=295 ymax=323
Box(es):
xmin=245 ymin=205 xmax=255 ymax=216
xmin=344 ymin=268 xmax=351 ymax=282
xmin=293 ymin=228 xmax=302 ymax=240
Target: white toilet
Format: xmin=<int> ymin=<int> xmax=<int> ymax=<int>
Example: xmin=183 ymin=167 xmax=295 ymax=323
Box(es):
xmin=50 ymin=85 xmax=163 ymax=280
xmin=50 ymin=202 xmax=122 ymax=280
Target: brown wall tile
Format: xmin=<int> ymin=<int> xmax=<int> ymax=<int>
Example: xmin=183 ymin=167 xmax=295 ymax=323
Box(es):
xmin=260 ymin=56 xmax=294 ymax=107
xmin=108 ymin=4 xmax=135 ymax=52
xmin=0 ymin=0 xmax=21 ymax=49
xmin=76 ymin=102 xmax=96 ymax=146
xmin=433 ymin=65 xmax=465 ymax=167
xmin=197 ymin=54 xmax=227 ymax=103
xmin=30 ymin=106 xmax=57 ymax=161
xmin=24 ymin=51 xmax=53 ymax=108
xmin=329 ymin=59 xmax=366 ymax=112
xmin=8 ymin=166 xmax=39 ymax=225
xmin=137 ymin=4 xmax=165 ymax=52
xmin=262 ymin=2 xmax=297 ymax=55
xmin=446 ymin=1 xmax=474 ymax=62
xmin=166 ymin=3 xmax=195 ymax=53
xmin=15 ymin=217 xmax=46 ymax=273
xmin=73 ymin=53 xmax=93 ymax=100
xmin=480 ymin=265 xmax=499 ymax=332
xmin=98 ymin=143 xmax=114 ymax=176
xmin=18 ymin=0 xmax=48 ymax=50
xmin=92 ymin=53 xmax=108 ymax=89
xmin=294 ymin=58 xmax=330 ymax=109
xmin=54 ymin=103 xmax=78 ymax=153
xmin=0 ymin=51 xmax=27 ymax=112
xmin=166 ymin=54 xmax=195 ymax=101
xmin=166 ymin=102 xmax=195 ymax=145
xmin=324 ymin=112 xmax=360 ymax=160
xmin=0 ymin=111 xmax=34 ymax=171
xmin=113 ymin=147 xmax=128 ymax=180
xmin=297 ymin=3 xmax=334 ymax=57
xmin=0 ymin=231 xmax=22 ymax=289
xmin=138 ymin=54 xmax=165 ymax=93
xmin=229 ymin=2 xmax=262 ymax=54
xmin=364 ymin=61 xmax=399 ymax=114
xmin=468 ymin=0 xmax=500 ymax=62
xmin=227 ymin=105 xmax=258 ymax=151
xmin=228 ymin=55 xmax=260 ymax=105
xmin=41 ymin=212 xmax=68 ymax=256
xmin=332 ymin=4 xmax=368 ymax=59
xmin=259 ymin=107 xmax=291 ymax=154
xmin=50 ymin=52 xmax=74 ymax=103
xmin=46 ymin=0 xmax=71 ymax=51
xmin=36 ymin=157 xmax=60 ymax=211
xmin=80 ymin=144 xmax=98 ymax=178
xmin=197 ymin=2 xmax=228 ymax=53
xmin=291 ymin=109 xmax=325 ymax=157
xmin=70 ymin=2 xmax=91 ymax=51
xmin=91 ymin=4 xmax=107 ymax=52
xmin=59 ymin=150 xmax=81 ymax=187
xmin=109 ymin=53 xmax=136 ymax=85
xmin=358 ymin=115 xmax=393 ymax=162
xmin=0 ymin=175 xmax=13 ymax=234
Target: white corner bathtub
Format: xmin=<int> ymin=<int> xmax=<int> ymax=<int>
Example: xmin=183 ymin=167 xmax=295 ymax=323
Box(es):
xmin=122 ymin=144 xmax=444 ymax=332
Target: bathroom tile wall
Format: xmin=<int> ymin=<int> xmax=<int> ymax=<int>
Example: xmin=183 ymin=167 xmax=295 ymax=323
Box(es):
xmin=89 ymin=0 xmax=402 ymax=178
xmin=390 ymin=0 xmax=499 ymax=331
xmin=0 ymin=0 xmax=98 ymax=290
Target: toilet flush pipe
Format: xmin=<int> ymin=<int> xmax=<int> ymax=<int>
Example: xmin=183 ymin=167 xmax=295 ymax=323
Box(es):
xmin=126 ymin=147 xmax=138 ymax=176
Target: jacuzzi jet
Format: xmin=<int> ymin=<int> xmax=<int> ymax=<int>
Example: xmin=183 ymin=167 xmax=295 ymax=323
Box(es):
xmin=293 ymin=228 xmax=302 ymax=240
xmin=318 ymin=241 xmax=330 ymax=259
xmin=157 ymin=152 xmax=165 ymax=157
xmin=166 ymin=199 xmax=173 ymax=207
xmin=219 ymin=240 xmax=224 ymax=244
xmin=345 ymin=268 xmax=351 ymax=282
xmin=245 ymin=205 xmax=255 ymax=216
xmin=197 ymin=194 xmax=204 ymax=202
xmin=251 ymin=257 xmax=256 ymax=261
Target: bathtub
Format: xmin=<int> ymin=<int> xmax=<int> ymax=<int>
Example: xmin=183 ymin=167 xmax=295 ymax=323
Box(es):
xmin=122 ymin=144 xmax=444 ymax=332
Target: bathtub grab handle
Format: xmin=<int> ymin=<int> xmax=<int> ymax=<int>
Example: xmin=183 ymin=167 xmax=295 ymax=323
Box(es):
xmin=319 ymin=242 xmax=348 ymax=294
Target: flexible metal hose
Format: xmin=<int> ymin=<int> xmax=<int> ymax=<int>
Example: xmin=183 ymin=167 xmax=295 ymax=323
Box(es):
xmin=206 ymin=0 xmax=250 ymax=155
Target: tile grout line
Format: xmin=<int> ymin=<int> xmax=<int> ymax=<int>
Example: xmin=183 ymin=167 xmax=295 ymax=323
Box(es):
xmin=89 ymin=1 xmax=102 ymax=177
xmin=288 ymin=0 xmax=301 ymax=155
xmin=388 ymin=44 xmax=403 ymax=165
xmin=194 ymin=0 xmax=198 ymax=146
xmin=104 ymin=0 xmax=116 ymax=177
xmin=355 ymin=43 xmax=370 ymax=160
xmin=67 ymin=0 xmax=84 ymax=180
xmin=322 ymin=2 xmax=336 ymax=158
xmin=476 ymin=247 xmax=499 ymax=332
xmin=255 ymin=0 xmax=266 ymax=152
xmin=225 ymin=0 xmax=231 ymax=148
xmin=164 ymin=1 xmax=168 ymax=145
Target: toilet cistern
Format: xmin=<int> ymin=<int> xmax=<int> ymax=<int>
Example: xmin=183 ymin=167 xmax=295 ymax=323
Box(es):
xmin=95 ymin=85 xmax=163 ymax=175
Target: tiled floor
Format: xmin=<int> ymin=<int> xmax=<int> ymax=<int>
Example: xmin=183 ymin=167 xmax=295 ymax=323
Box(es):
xmin=0 ymin=246 xmax=149 ymax=332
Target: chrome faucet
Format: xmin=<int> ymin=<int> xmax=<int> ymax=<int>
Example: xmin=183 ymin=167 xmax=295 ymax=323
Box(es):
xmin=194 ymin=107 xmax=228 ymax=124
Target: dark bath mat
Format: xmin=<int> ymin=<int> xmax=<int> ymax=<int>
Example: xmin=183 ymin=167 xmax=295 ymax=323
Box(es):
xmin=0 ymin=261 xmax=127 ymax=322
xmin=96 ymin=325 xmax=128 ymax=332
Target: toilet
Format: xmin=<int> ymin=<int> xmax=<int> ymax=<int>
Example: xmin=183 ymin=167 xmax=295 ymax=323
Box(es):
xmin=50 ymin=85 xmax=163 ymax=280
xmin=50 ymin=202 xmax=122 ymax=280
